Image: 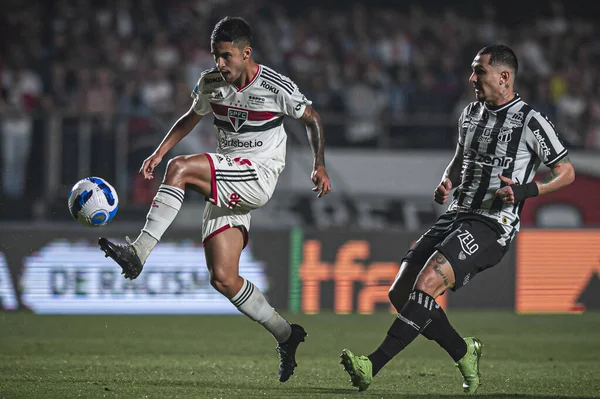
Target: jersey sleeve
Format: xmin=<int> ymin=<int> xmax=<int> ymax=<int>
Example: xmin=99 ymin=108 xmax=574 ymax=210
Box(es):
xmin=190 ymin=74 xmax=213 ymax=116
xmin=524 ymin=112 xmax=568 ymax=167
xmin=457 ymin=104 xmax=471 ymax=146
xmin=279 ymin=78 xmax=312 ymax=119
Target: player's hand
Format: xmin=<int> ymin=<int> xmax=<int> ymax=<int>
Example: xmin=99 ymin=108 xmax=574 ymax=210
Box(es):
xmin=495 ymin=173 xmax=516 ymax=204
xmin=139 ymin=152 xmax=163 ymax=180
xmin=311 ymin=166 xmax=331 ymax=198
xmin=434 ymin=178 xmax=452 ymax=204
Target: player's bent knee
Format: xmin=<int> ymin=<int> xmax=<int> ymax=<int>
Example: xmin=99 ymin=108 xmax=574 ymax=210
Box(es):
xmin=388 ymin=261 xmax=422 ymax=310
xmin=388 ymin=285 xmax=410 ymax=310
xmin=209 ymin=270 xmax=239 ymax=294
xmin=166 ymin=155 xmax=188 ymax=177
xmin=415 ymin=268 xmax=452 ymax=297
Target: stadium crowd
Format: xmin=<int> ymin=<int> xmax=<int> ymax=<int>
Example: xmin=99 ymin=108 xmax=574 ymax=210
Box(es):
xmin=0 ymin=0 xmax=599 ymax=206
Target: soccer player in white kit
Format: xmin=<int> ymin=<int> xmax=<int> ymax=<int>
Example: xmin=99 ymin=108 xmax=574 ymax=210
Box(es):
xmin=99 ymin=16 xmax=332 ymax=382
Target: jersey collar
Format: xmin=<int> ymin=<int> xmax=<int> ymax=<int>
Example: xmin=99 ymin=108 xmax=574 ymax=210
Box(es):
xmin=483 ymin=93 xmax=521 ymax=113
xmin=234 ymin=64 xmax=262 ymax=92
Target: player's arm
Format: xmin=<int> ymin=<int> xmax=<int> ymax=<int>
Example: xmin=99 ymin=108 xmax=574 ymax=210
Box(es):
xmin=300 ymin=104 xmax=331 ymax=198
xmin=496 ymin=112 xmax=575 ymax=204
xmin=139 ymin=105 xmax=203 ymax=180
xmin=434 ymin=142 xmax=463 ymax=205
xmin=534 ymin=156 xmax=575 ymax=195
xmin=442 ymin=142 xmax=464 ymax=187
xmin=497 ymin=157 xmax=575 ymax=204
xmin=154 ymin=106 xmax=202 ymax=158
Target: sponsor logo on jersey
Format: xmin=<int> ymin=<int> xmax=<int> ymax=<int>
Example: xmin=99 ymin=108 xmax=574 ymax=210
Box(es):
xmin=204 ymin=76 xmax=223 ymax=85
xmin=228 ymin=109 xmax=248 ymax=131
xmin=248 ymin=95 xmax=265 ymax=105
xmin=260 ymin=80 xmax=279 ymax=95
xmin=532 ymin=129 xmax=552 ymax=157
xmin=227 ymin=192 xmax=242 ymax=209
xmin=212 ymin=91 xmax=224 ymax=100
xmin=468 ymin=149 xmax=514 ymax=168
xmin=478 ymin=127 xmax=493 ymax=144
xmin=463 ymin=273 xmax=471 ymax=285
xmin=457 ymin=229 xmax=479 ymax=256
xmin=220 ymin=138 xmax=264 ymax=148
xmin=509 ymin=112 xmax=524 ymax=127
xmin=498 ymin=126 xmax=513 ymax=143
xmin=294 ymin=95 xmax=309 ymax=111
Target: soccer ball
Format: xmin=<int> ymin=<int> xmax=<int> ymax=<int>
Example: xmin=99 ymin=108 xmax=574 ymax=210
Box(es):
xmin=68 ymin=177 xmax=119 ymax=227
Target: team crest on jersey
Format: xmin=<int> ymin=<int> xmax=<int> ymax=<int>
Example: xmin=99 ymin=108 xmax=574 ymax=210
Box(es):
xmin=478 ymin=127 xmax=493 ymax=144
xmin=498 ymin=127 xmax=513 ymax=143
xmin=228 ymin=109 xmax=248 ymax=132
xmin=509 ymin=112 xmax=523 ymax=127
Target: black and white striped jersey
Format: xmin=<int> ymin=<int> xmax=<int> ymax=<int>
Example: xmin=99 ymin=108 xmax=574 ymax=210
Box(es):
xmin=448 ymin=94 xmax=568 ymax=241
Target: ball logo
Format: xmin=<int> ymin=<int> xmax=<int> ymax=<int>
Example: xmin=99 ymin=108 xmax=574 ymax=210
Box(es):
xmin=90 ymin=211 xmax=108 ymax=226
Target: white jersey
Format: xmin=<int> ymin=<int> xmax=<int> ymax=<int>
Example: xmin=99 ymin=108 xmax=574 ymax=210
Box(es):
xmin=191 ymin=64 xmax=311 ymax=175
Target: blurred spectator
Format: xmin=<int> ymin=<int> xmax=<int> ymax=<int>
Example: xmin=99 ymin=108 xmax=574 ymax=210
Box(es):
xmin=86 ymin=68 xmax=115 ymax=116
xmin=1 ymin=0 xmax=600 ymax=207
xmin=585 ymin=83 xmax=600 ymax=149
xmin=343 ymin=63 xmax=387 ymax=147
xmin=1 ymin=104 xmax=32 ymax=199
xmin=556 ymin=83 xmax=587 ymax=147
xmin=4 ymin=0 xmax=598 ymax=151
xmin=141 ymin=69 xmax=174 ymax=114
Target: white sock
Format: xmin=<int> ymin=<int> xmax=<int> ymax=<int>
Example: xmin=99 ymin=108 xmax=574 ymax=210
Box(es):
xmin=231 ymin=279 xmax=292 ymax=343
xmin=132 ymin=184 xmax=184 ymax=264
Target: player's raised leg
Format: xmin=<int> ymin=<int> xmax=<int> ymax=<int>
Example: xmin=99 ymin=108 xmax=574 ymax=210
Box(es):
xmin=204 ymin=226 xmax=307 ymax=382
xmin=99 ymin=154 xmax=213 ymax=279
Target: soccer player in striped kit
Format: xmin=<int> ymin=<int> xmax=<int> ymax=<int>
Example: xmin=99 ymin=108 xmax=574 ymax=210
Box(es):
xmin=99 ymin=16 xmax=331 ymax=382
xmin=340 ymin=45 xmax=575 ymax=394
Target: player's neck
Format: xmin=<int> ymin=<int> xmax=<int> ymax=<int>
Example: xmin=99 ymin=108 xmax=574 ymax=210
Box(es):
xmin=485 ymin=91 xmax=516 ymax=108
xmin=233 ymin=61 xmax=259 ymax=89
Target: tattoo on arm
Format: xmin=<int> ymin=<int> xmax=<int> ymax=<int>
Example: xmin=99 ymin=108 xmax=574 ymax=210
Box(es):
xmin=538 ymin=156 xmax=570 ymax=186
xmin=300 ymin=105 xmax=325 ymax=167
xmin=433 ymin=255 xmax=449 ymax=287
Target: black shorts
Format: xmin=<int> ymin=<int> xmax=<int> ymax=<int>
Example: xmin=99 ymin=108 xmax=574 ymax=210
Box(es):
xmin=402 ymin=212 xmax=510 ymax=291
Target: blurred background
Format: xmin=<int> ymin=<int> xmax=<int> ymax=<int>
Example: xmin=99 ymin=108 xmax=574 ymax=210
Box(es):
xmin=0 ymin=0 xmax=599 ymax=315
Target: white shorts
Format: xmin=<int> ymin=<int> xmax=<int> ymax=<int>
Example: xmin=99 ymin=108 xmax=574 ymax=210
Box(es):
xmin=201 ymin=153 xmax=277 ymax=247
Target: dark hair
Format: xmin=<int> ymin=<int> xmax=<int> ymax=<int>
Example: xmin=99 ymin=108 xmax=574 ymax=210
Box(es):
xmin=211 ymin=17 xmax=252 ymax=47
xmin=477 ymin=45 xmax=518 ymax=76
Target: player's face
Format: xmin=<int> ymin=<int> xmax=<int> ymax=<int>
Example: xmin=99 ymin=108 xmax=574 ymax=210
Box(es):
xmin=211 ymin=40 xmax=248 ymax=84
xmin=469 ymin=54 xmax=502 ymax=104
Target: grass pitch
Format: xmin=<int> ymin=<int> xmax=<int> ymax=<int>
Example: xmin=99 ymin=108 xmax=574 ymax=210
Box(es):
xmin=1 ymin=311 xmax=599 ymax=398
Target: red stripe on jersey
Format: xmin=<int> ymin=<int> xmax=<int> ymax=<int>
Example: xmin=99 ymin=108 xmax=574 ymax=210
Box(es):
xmin=210 ymin=103 xmax=278 ymax=121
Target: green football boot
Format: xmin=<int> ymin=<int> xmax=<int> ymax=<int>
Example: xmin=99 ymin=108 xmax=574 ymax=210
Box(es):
xmin=456 ymin=337 xmax=483 ymax=394
xmin=340 ymin=349 xmax=373 ymax=391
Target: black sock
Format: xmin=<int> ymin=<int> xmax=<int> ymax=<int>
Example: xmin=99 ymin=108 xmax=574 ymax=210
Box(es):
xmin=421 ymin=304 xmax=467 ymax=362
xmin=368 ymin=290 xmax=435 ymax=376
